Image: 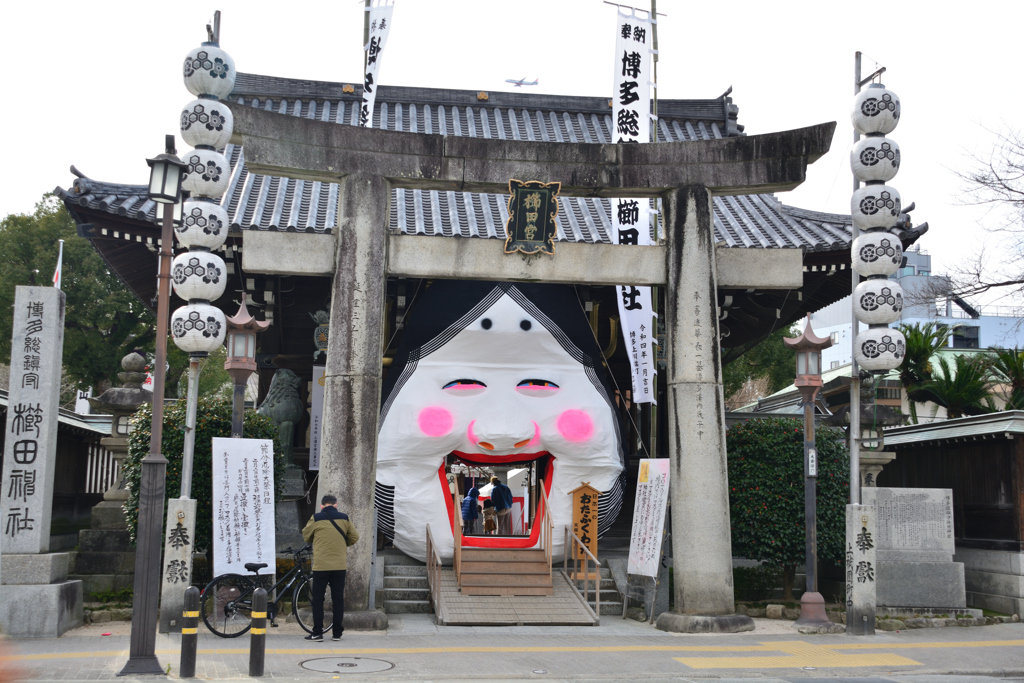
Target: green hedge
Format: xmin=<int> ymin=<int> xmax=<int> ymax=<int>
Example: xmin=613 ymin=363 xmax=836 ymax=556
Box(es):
xmin=123 ymin=396 xmax=286 ymax=552
xmin=727 ymin=417 xmax=849 ymax=571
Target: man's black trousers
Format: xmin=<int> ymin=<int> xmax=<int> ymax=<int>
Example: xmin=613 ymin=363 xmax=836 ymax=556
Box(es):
xmin=311 ymin=569 xmax=346 ymax=637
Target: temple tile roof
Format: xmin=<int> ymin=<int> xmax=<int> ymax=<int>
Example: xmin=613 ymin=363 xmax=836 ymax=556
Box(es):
xmin=57 ymin=73 xmax=864 ymax=253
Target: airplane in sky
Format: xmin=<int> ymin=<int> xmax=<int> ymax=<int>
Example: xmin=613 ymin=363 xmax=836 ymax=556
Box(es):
xmin=505 ymin=77 xmax=538 ymax=87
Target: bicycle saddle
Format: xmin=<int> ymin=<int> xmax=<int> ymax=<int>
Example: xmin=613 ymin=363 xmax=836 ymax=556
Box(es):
xmin=245 ymin=562 xmax=268 ymax=572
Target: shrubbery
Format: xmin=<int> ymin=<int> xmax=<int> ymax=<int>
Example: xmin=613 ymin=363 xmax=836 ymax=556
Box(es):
xmin=123 ymin=396 xmax=286 ymax=552
xmin=727 ymin=417 xmax=849 ymax=599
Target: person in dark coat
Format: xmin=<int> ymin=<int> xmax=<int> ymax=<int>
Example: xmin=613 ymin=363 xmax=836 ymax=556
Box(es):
xmin=490 ymin=476 xmax=514 ymax=535
xmin=461 ymin=487 xmax=480 ymax=536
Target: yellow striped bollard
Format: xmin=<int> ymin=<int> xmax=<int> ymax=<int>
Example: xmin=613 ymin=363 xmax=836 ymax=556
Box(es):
xmin=180 ymin=586 xmax=200 ymax=678
xmin=249 ymin=587 xmax=267 ymax=677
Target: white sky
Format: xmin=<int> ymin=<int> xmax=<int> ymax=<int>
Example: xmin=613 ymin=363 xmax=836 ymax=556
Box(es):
xmin=4 ymin=1 xmax=1023 ymax=304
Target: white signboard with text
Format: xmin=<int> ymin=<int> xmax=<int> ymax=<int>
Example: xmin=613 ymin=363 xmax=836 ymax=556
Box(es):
xmin=627 ymin=458 xmax=670 ymax=577
xmin=212 ymin=437 xmax=276 ymax=576
xmin=309 ymin=365 xmax=326 ymax=471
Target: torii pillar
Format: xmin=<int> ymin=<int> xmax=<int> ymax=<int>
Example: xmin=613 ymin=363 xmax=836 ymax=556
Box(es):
xmin=233 ymin=105 xmax=834 ymax=632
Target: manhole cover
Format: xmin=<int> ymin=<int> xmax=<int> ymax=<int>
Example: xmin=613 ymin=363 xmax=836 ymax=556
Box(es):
xmin=301 ymin=657 xmax=395 ymax=674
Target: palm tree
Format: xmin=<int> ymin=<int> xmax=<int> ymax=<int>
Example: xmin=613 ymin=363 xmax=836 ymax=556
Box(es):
xmin=919 ymin=354 xmax=995 ymax=419
xmin=898 ymin=322 xmax=954 ymax=423
xmin=986 ymin=347 xmax=1024 ymax=410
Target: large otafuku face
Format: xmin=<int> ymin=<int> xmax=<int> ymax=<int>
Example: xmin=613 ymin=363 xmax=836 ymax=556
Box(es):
xmin=375 ymin=283 xmax=623 ymax=562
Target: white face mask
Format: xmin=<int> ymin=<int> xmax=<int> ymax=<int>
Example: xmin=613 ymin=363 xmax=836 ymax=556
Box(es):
xmin=377 ymin=293 xmax=623 ymax=562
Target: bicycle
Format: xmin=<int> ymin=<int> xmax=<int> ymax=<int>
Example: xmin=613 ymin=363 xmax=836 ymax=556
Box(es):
xmin=199 ymin=544 xmax=331 ymax=637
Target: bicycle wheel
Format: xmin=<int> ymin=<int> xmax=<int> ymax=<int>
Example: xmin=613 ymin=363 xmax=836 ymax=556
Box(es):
xmin=201 ymin=574 xmax=255 ymax=637
xmin=292 ymin=577 xmax=332 ymax=635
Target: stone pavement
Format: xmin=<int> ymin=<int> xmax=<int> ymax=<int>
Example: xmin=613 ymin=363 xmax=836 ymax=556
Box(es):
xmin=1 ymin=614 xmax=1023 ymax=682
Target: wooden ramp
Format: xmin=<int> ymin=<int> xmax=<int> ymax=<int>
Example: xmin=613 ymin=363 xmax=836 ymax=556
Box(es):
xmin=434 ymin=568 xmax=598 ymax=626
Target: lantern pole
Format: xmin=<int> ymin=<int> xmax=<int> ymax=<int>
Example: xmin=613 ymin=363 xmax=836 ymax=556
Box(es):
xmin=179 ymin=353 xmax=204 ymax=498
xmin=120 ymin=136 xmax=182 ymax=676
xmin=226 ymin=293 xmax=270 ymax=439
xmin=784 ymin=317 xmax=833 ymax=628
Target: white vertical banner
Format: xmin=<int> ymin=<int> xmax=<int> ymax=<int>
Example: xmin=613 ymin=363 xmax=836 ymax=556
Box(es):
xmin=212 ymin=437 xmax=277 ymax=577
xmin=627 ymin=458 xmax=670 ymax=577
xmin=612 ymin=9 xmax=657 ymax=403
xmin=612 ymin=9 xmax=652 ymax=145
xmin=309 ymin=365 xmax=326 ymax=471
xmin=360 ymin=0 xmax=394 ymax=127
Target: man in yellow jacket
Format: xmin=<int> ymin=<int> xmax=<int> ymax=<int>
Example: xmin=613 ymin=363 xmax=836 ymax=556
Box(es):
xmin=301 ymin=494 xmax=359 ymax=641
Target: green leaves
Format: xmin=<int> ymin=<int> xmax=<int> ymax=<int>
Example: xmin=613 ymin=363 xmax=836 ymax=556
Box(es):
xmin=122 ymin=396 xmax=286 ymax=551
xmin=0 ymin=195 xmax=155 ymax=389
xmin=726 ymin=417 xmax=849 ymax=569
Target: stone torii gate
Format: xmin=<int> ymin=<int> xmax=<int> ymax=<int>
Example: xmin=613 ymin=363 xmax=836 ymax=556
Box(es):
xmin=232 ymin=104 xmax=834 ymax=632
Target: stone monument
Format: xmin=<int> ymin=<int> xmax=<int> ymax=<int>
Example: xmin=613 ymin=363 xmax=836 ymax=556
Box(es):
xmin=862 ymin=487 xmax=966 ymax=613
xmin=69 ymin=352 xmax=153 ymax=597
xmin=258 ymin=368 xmax=307 ymax=550
xmin=0 ymin=286 xmax=83 ymax=636
xmin=845 ymin=504 xmax=877 ymax=635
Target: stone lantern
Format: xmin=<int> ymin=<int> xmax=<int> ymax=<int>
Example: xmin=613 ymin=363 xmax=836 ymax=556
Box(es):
xmin=87 ymin=350 xmax=153 ymax=529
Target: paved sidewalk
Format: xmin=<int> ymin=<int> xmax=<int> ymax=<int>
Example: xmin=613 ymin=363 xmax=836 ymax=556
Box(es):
xmin=2 ymin=614 xmax=1023 ymax=682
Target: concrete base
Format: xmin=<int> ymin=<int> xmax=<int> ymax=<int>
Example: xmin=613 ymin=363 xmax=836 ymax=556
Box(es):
xmin=90 ymin=501 xmax=128 ymax=530
xmin=877 ymin=606 xmax=982 ymax=619
xmin=655 ymin=612 xmax=754 ymax=634
xmin=877 ymin=560 xmax=966 ymax=609
xmin=956 ymin=547 xmax=1024 ymax=617
xmin=0 ymin=581 xmax=83 ymax=637
xmin=275 ymin=498 xmax=307 ymax=553
xmin=0 ymin=553 xmax=70 ymax=585
xmin=343 ymin=609 xmax=389 ymax=631
xmin=793 ymin=591 xmax=834 ymax=629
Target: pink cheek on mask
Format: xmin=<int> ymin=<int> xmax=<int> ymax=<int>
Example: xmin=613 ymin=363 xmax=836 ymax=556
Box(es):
xmin=557 ymin=410 xmax=593 ymax=443
xmin=418 ymin=407 xmax=454 ymax=437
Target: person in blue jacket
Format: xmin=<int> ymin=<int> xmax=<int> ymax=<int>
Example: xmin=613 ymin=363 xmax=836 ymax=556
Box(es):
xmin=490 ymin=476 xmax=514 ymax=535
xmin=461 ymin=487 xmax=480 ymax=536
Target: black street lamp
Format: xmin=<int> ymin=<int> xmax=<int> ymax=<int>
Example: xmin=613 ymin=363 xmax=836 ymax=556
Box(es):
xmin=119 ymin=134 xmax=185 ymax=677
xmin=784 ymin=316 xmax=833 ymax=629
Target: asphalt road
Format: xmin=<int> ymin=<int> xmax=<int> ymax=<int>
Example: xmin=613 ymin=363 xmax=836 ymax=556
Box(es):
xmin=2 ymin=615 xmax=1022 ymax=682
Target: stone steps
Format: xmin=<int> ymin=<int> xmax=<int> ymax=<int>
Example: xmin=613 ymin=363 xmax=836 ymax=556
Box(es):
xmin=383 ymin=564 xmax=431 ymax=614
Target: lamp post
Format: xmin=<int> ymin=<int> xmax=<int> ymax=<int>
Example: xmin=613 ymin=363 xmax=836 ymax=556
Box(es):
xmin=225 ymin=294 xmax=270 ymax=438
xmin=119 ymin=135 xmax=185 ymax=676
xmin=784 ymin=316 xmax=833 ymax=629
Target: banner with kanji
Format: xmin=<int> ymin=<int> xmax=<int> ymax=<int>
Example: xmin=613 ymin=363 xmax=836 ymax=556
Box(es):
xmin=360 ymin=0 xmax=394 ymax=127
xmin=611 ymin=9 xmax=657 ymax=403
xmin=627 ymin=458 xmax=669 ymax=577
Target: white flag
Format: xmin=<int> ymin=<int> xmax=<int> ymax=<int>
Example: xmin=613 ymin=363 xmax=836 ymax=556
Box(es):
xmin=611 ymin=10 xmax=657 ymax=403
xmin=53 ymin=239 xmax=64 ymax=290
xmin=360 ymin=0 xmax=394 ymax=128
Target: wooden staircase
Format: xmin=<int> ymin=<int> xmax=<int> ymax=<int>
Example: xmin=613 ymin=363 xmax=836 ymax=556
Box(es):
xmin=458 ymin=548 xmax=553 ymax=596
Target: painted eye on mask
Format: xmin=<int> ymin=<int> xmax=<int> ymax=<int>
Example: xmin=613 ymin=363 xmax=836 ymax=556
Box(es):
xmin=516 ymin=379 xmax=560 ymax=396
xmin=443 ymin=379 xmax=487 ymax=396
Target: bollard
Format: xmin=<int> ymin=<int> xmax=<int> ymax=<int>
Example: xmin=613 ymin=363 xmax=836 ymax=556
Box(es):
xmin=249 ymin=587 xmax=267 ymax=677
xmin=180 ymin=586 xmax=200 ymax=678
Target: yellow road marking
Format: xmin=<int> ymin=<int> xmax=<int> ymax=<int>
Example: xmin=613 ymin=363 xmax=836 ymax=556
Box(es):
xmin=676 ymin=641 xmax=920 ymax=669
xmin=2 ymin=638 xmax=1021 ymax=663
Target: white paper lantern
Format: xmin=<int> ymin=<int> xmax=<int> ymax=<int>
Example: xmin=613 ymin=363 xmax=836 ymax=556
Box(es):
xmin=183 ymin=44 xmax=236 ymax=100
xmin=854 ymin=279 xmax=903 ymax=325
xmin=171 ymin=252 xmax=227 ymax=302
xmin=854 ymin=327 xmax=906 ymax=372
xmin=852 ymin=232 xmax=903 ymax=277
xmin=851 ymin=184 xmax=901 ymax=230
xmin=171 ymin=302 xmax=226 ymax=353
xmin=180 ymin=99 xmax=233 ymax=150
xmin=851 ymin=84 xmax=900 ymax=136
xmin=182 ymin=149 xmax=230 ymax=198
xmin=851 ymin=136 xmax=900 ymax=183
xmin=175 ymin=199 xmax=229 ymax=250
